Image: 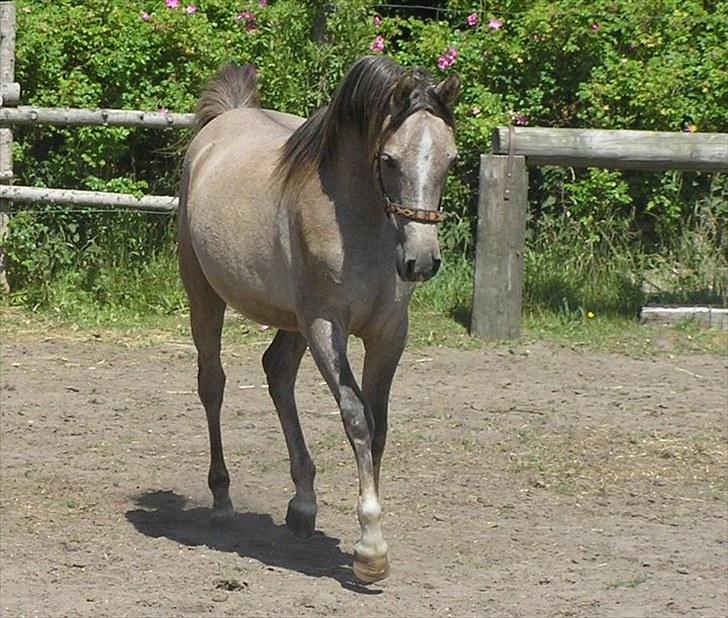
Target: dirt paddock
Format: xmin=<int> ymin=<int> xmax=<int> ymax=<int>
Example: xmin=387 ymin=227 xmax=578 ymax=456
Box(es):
xmin=1 ymin=332 xmax=726 ymax=617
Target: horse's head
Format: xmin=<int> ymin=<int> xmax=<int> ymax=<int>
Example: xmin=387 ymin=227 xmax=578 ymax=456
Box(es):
xmin=376 ymin=70 xmax=460 ymax=283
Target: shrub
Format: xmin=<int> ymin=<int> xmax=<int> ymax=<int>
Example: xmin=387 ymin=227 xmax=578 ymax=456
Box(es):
xmin=5 ymin=0 xmax=727 ymax=316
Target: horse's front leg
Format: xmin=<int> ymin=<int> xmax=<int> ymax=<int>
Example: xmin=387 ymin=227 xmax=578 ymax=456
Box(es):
xmin=362 ymin=316 xmax=408 ymax=493
xmin=304 ymin=316 xmax=389 ymax=583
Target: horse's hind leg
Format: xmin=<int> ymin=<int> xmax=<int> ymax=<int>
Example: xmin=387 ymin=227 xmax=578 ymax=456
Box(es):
xmin=262 ymin=330 xmax=317 ymax=536
xmin=179 ymin=234 xmax=232 ymax=516
xmin=192 ymin=295 xmax=232 ymax=516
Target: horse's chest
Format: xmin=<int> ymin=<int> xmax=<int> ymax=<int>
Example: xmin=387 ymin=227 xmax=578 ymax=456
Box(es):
xmin=300 ymin=217 xmax=392 ymax=280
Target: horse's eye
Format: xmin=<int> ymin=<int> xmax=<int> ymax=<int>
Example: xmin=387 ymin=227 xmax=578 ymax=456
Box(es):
xmin=381 ymin=153 xmax=398 ymax=169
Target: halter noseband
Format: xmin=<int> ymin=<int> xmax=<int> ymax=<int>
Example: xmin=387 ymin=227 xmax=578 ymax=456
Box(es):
xmin=373 ymin=150 xmax=450 ymax=224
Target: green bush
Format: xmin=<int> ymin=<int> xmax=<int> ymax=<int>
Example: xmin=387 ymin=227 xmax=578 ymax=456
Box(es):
xmin=8 ymin=0 xmax=370 ymax=308
xmin=5 ymin=0 xmax=727 ymax=318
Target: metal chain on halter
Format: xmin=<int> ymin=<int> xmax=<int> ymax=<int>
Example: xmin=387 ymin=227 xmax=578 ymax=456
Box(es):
xmin=372 ymin=148 xmax=450 ymax=224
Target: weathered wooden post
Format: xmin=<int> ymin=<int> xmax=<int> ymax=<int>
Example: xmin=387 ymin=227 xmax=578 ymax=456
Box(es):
xmin=0 ymin=0 xmax=18 ymax=293
xmin=470 ymin=152 xmax=528 ymax=340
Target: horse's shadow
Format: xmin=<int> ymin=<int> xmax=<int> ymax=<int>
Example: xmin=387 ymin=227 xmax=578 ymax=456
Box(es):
xmin=125 ymin=490 xmax=380 ymax=593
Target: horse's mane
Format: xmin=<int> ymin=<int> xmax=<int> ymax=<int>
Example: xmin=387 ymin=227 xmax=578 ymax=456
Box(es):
xmin=275 ymin=55 xmax=455 ymax=198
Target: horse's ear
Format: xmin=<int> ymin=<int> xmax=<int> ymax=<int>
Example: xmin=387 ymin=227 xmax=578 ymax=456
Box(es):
xmin=392 ymin=70 xmax=418 ymax=110
xmin=435 ymin=73 xmax=461 ymax=108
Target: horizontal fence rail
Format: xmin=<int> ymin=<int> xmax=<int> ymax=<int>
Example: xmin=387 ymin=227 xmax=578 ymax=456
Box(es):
xmin=492 ymin=127 xmax=728 ymax=172
xmin=0 ymin=106 xmax=195 ymax=128
xmin=0 ymin=185 xmax=178 ymax=211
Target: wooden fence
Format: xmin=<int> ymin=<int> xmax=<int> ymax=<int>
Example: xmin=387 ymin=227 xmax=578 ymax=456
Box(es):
xmin=0 ymin=0 xmax=16 ymax=290
xmin=471 ymin=128 xmax=728 ymax=340
xmin=2 ymin=0 xmax=726 ymax=335
xmin=0 ymin=0 xmax=192 ymax=290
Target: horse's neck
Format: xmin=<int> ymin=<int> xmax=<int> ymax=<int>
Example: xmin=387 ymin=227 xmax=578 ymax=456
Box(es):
xmin=322 ymin=134 xmax=381 ymax=218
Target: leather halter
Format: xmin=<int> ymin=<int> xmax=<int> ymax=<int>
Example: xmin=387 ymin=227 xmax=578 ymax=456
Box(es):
xmin=373 ymin=149 xmax=449 ymax=224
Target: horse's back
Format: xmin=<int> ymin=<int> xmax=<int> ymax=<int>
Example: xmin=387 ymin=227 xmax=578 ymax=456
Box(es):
xmin=189 ymin=107 xmax=303 ymax=160
xmin=182 ymin=108 xmax=304 ymax=329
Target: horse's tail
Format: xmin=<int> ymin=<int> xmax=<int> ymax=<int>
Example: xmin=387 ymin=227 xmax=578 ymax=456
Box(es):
xmin=193 ymin=63 xmax=261 ymax=134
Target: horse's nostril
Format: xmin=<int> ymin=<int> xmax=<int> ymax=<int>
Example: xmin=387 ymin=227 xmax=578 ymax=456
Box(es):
xmin=405 ymin=259 xmax=417 ymax=279
xmin=432 ymin=258 xmax=441 ymax=276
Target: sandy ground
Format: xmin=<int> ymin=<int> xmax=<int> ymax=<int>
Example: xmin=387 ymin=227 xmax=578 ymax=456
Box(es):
xmin=1 ymin=332 xmax=726 ymax=617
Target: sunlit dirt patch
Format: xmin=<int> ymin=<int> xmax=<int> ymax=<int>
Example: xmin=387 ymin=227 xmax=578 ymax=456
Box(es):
xmin=509 ymin=426 xmax=728 ymax=499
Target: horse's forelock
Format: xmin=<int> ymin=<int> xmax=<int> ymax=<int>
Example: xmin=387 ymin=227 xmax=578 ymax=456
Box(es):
xmin=389 ymin=72 xmax=456 ymax=133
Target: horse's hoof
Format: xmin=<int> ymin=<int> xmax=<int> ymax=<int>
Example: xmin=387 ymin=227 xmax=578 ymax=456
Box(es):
xmin=285 ymin=498 xmax=316 ymax=537
xmin=210 ymin=497 xmax=235 ymax=524
xmin=353 ymin=551 xmax=390 ymax=583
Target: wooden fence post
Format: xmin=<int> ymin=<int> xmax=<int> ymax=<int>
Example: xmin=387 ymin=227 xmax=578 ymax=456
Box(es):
xmin=470 ymin=154 xmax=528 ymax=340
xmin=0 ymin=0 xmax=17 ymax=293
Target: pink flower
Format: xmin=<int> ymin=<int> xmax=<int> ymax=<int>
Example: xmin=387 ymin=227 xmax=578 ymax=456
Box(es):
xmin=373 ymin=15 xmax=382 ymax=27
xmin=140 ymin=10 xmax=152 ymax=21
xmin=185 ymin=4 xmax=197 ymax=14
xmin=236 ymin=9 xmax=258 ymax=30
xmin=159 ymin=107 xmax=169 ymax=114
xmin=437 ymin=47 xmax=458 ymax=71
xmin=470 ymin=106 xmax=482 ymax=117
xmin=259 ymin=0 xmax=268 ymax=6
xmin=488 ymin=18 xmax=503 ymax=29
xmin=513 ymin=113 xmax=529 ymax=126
xmin=591 ymin=22 xmax=600 ymax=31
xmin=165 ymin=0 xmax=180 ymax=8
xmin=370 ymin=34 xmax=385 ymax=52
xmin=466 ymin=12 xmax=479 ymax=27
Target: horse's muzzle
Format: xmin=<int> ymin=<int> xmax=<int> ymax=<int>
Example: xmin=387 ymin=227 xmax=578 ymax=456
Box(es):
xmin=400 ymin=255 xmax=441 ymax=282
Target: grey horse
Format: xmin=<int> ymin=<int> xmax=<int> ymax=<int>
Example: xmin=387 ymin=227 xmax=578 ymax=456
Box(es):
xmin=178 ymin=56 xmax=459 ymax=582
